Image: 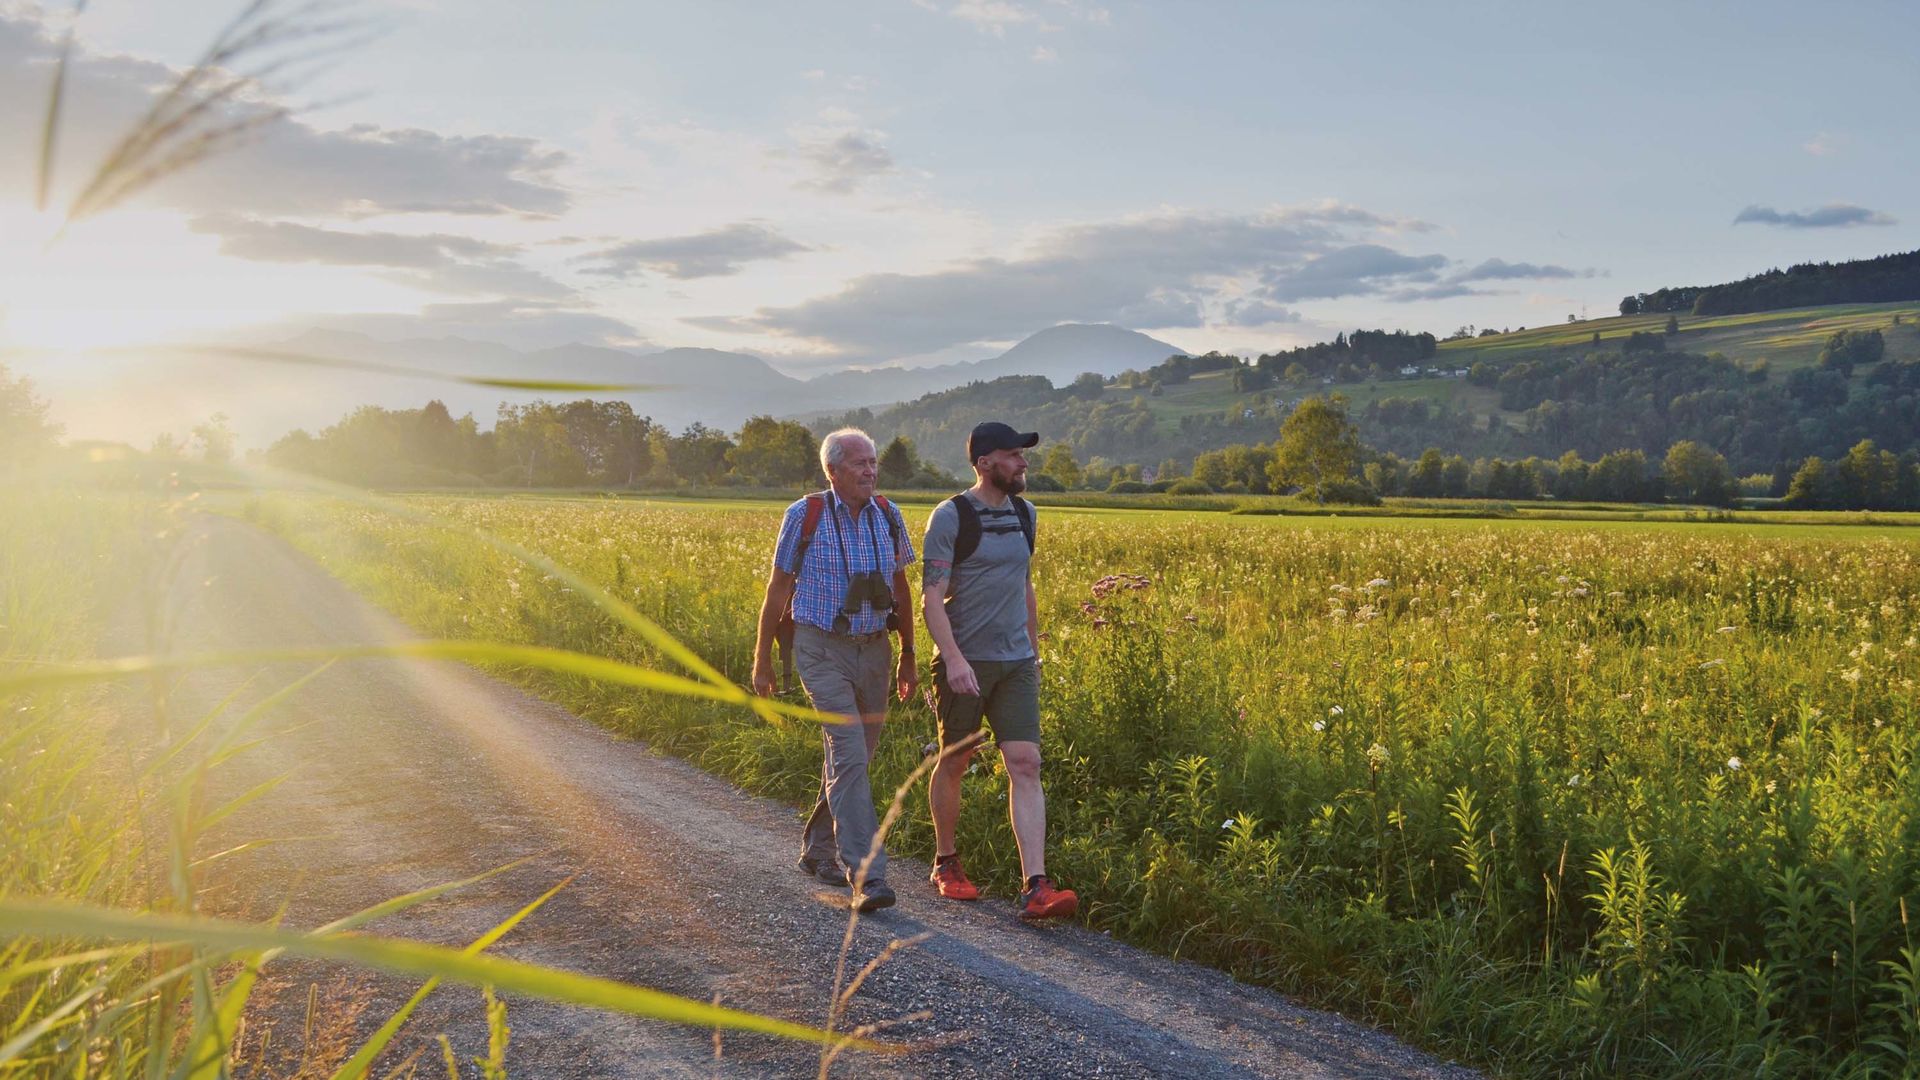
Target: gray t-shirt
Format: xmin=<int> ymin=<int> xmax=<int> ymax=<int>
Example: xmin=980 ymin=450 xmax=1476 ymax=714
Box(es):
xmin=922 ymin=492 xmax=1036 ymax=663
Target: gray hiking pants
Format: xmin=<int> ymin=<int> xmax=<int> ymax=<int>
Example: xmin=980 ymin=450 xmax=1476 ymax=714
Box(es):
xmin=793 ymin=623 xmax=890 ymax=884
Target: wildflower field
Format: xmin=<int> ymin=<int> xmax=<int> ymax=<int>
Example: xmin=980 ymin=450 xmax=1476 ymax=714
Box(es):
xmin=241 ymin=492 xmax=1920 ymax=1077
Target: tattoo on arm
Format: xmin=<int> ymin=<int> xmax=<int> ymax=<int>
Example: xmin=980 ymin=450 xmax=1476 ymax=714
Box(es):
xmin=923 ymin=560 xmax=951 ymax=589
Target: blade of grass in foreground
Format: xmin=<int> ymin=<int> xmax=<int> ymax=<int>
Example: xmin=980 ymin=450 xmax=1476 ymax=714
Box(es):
xmin=226 ymin=462 xmax=751 ymax=707
xmin=328 ymin=878 xmax=572 ymax=1080
xmin=0 ymin=900 xmax=880 ymax=1052
xmin=146 ymin=345 xmax=670 ymax=394
xmin=0 ymin=639 xmax=841 ymax=725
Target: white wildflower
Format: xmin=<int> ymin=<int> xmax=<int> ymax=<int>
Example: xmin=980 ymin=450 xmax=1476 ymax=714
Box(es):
xmin=1717 ymin=626 xmax=1737 ymax=634
xmin=1726 ymin=755 xmax=1743 ymax=771
xmin=1221 ymin=818 xmax=1237 ymax=830
xmin=1366 ymin=743 xmax=1391 ymax=768
xmin=1311 ymin=720 xmax=1327 ymax=732
xmin=1567 ymin=773 xmax=1584 ymax=788
xmin=1365 ymin=577 xmax=1390 ymax=589
xmin=1328 ymin=705 xmax=1344 ymax=716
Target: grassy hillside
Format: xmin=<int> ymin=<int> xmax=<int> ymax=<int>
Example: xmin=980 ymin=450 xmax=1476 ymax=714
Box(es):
xmin=1438 ymin=300 xmax=1920 ymax=371
xmin=1109 ymin=366 xmax=1507 ymax=433
xmin=1083 ymin=301 xmax=1920 ymax=434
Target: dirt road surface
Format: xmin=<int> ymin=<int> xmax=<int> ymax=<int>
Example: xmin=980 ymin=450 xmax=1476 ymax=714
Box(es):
xmin=164 ymin=515 xmax=1476 ymax=1079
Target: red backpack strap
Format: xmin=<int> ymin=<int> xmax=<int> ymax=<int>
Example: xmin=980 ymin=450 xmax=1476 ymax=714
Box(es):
xmin=791 ymin=491 xmax=829 ymax=577
xmin=872 ymin=494 xmax=904 ymax=564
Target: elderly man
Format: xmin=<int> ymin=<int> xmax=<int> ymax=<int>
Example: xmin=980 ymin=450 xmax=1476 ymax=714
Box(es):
xmin=752 ymin=428 xmax=917 ymax=913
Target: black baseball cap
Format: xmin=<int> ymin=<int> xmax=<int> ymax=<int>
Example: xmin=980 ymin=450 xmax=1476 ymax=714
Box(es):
xmin=967 ymin=421 xmax=1040 ymax=462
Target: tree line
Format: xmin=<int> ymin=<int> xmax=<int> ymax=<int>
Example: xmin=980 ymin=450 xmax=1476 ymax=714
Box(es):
xmin=263 ymin=400 xmax=961 ymax=490
xmin=1013 ymin=392 xmax=1920 ymax=511
xmin=1620 ymin=248 xmax=1920 ymax=317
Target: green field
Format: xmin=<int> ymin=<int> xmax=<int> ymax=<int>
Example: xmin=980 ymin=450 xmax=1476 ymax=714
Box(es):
xmin=244 ymin=492 xmax=1920 ymax=1078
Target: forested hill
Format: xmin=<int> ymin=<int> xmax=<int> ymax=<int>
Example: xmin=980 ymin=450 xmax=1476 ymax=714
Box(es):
xmin=822 ymin=304 xmax=1920 ymax=478
xmin=1620 ymin=248 xmax=1920 ymax=317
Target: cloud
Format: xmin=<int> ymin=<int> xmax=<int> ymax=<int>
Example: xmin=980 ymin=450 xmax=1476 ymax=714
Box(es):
xmin=1803 ymin=132 xmax=1846 ymax=156
xmin=1383 ymin=284 xmax=1489 ymax=303
xmin=794 ymin=131 xmax=895 ymax=193
xmin=947 ymin=1 xmax=1044 ymax=35
xmin=0 ymin=13 xmax=571 ymax=218
xmin=937 ymin=0 xmax=1110 ymax=34
xmin=576 ymin=223 xmax=812 ymax=280
xmin=1733 ymin=203 xmax=1897 ymax=229
xmin=1222 ymin=299 xmax=1302 ymax=327
xmin=190 ymin=215 xmax=516 ymax=267
xmin=699 ymin=204 xmax=1434 ymax=360
xmin=304 ymin=300 xmax=643 ymax=351
xmin=1259 ymin=244 xmax=1448 ymax=302
xmin=187 ymin=214 xmax=571 ymax=299
xmin=1452 ymin=257 xmax=1588 ymax=282
xmin=1032 ymin=44 xmax=1058 ymax=61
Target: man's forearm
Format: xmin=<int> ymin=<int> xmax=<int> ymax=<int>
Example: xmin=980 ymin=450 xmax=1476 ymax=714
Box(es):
xmin=754 ymin=575 xmax=793 ymax=665
xmin=891 ymin=570 xmax=916 ymax=650
xmin=922 ymin=596 xmax=964 ymax=660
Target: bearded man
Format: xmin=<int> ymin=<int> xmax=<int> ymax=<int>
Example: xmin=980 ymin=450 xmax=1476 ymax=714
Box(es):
xmin=919 ymin=422 xmax=1078 ymax=920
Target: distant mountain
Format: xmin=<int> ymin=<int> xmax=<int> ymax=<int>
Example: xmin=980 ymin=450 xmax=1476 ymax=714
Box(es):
xmin=23 ymin=323 xmax=1191 ymax=451
xmin=246 ymin=323 xmax=1188 ymax=437
xmin=801 ymin=324 xmax=1186 ymax=412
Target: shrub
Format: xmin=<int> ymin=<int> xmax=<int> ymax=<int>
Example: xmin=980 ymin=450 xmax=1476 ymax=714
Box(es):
xmin=1025 ymin=473 xmax=1066 ymax=492
xmin=1106 ymin=479 xmax=1151 ymax=494
xmin=1312 ymin=478 xmax=1381 ymax=505
xmin=1166 ymin=478 xmax=1213 ymax=495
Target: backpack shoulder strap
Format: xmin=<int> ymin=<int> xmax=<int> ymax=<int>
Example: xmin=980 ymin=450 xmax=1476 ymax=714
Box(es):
xmin=791 ymin=492 xmax=829 ymax=577
xmin=949 ymin=493 xmax=983 ymax=567
xmin=1012 ymin=495 xmax=1036 ymax=554
xmin=872 ymin=494 xmax=904 ymax=562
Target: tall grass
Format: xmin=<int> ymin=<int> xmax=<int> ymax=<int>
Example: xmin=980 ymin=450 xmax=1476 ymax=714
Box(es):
xmin=0 ymin=478 xmax=876 ymax=1076
xmin=254 ymin=492 xmax=1920 ymax=1077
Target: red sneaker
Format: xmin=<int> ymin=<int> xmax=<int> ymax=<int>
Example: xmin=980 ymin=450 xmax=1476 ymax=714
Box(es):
xmin=1018 ymin=876 xmax=1078 ymax=920
xmin=930 ymin=857 xmax=981 ymax=900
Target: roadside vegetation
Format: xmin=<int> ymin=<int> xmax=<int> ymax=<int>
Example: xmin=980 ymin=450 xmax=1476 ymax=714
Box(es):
xmin=0 ymin=465 xmax=871 ymax=1075
xmin=254 ymin=492 xmax=1920 ymax=1077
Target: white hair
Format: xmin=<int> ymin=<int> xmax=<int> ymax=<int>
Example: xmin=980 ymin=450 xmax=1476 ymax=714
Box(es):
xmin=819 ymin=428 xmax=875 ymax=479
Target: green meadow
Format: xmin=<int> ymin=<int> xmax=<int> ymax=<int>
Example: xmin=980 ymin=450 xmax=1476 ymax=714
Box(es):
xmin=239 ymin=491 xmax=1920 ymax=1078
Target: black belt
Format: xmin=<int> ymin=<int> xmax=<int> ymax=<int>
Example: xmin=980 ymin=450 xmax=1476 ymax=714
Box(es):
xmin=798 ymin=624 xmax=889 ymax=644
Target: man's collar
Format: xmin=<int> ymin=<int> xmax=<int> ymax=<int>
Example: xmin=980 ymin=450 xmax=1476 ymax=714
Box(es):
xmin=825 ymin=487 xmax=873 ymax=515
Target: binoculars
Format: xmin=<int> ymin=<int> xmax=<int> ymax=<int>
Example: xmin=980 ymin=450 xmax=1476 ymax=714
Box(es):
xmin=841 ymin=570 xmax=895 ymax=615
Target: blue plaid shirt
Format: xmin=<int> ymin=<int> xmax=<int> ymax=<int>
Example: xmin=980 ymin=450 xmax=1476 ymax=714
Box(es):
xmin=772 ymin=491 xmax=916 ymax=635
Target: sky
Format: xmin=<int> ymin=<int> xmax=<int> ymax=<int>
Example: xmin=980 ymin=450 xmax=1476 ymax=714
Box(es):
xmin=3 ymin=0 xmax=1917 ymax=397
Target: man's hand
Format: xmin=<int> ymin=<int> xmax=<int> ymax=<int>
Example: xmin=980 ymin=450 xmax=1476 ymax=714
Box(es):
xmin=896 ymin=653 xmax=919 ymax=701
xmin=943 ymin=658 xmax=980 ymax=697
xmin=751 ymin=659 xmax=776 ymax=698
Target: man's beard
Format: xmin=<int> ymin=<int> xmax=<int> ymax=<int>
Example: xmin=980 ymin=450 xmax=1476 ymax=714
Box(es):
xmin=988 ymin=463 xmax=1026 ymax=495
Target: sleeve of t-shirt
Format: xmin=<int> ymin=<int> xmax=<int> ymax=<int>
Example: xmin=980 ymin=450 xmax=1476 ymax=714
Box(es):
xmin=921 ymin=500 xmax=957 ymax=572
xmin=770 ymin=501 xmax=807 ymax=574
xmin=890 ymin=502 xmax=917 ymax=568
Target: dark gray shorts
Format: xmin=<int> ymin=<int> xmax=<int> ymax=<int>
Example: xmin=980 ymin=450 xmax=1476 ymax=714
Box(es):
xmin=933 ymin=656 xmax=1041 ymax=746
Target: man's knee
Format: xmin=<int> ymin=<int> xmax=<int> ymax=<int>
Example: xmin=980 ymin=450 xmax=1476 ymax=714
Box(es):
xmin=935 ymin=744 xmax=977 ymax=776
xmin=1001 ymin=741 xmax=1043 ymax=783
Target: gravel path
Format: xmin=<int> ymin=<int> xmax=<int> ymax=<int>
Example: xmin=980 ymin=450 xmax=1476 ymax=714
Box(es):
xmin=167 ymin=515 xmax=1477 ymax=1079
